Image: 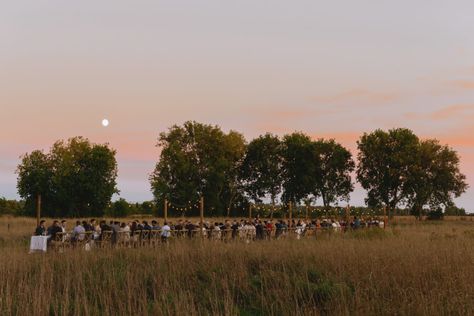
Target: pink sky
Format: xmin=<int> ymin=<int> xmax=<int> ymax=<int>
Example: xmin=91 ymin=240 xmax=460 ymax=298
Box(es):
xmin=1 ymin=1 xmax=474 ymax=210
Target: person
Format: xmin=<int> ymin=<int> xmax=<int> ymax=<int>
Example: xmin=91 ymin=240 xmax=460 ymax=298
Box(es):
xmin=353 ymin=216 xmax=361 ymax=230
xmin=185 ymin=221 xmax=196 ymax=238
xmin=151 ymin=220 xmax=161 ymax=230
xmin=35 ymin=220 xmax=46 ymax=236
xmin=161 ymin=222 xmax=171 ymax=242
xmin=212 ymin=222 xmax=221 ymax=240
xmin=72 ymin=221 xmax=86 ymax=241
xmin=60 ymin=220 xmax=67 ymax=233
xmin=111 ymin=221 xmax=121 ymax=245
xmin=231 ymin=220 xmax=239 ymax=239
xmin=48 ymin=220 xmax=63 ymax=240
xmin=142 ymin=221 xmax=152 ymax=231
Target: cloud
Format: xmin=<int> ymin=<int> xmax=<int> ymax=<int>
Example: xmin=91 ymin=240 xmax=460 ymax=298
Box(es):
xmin=310 ymin=89 xmax=399 ymax=106
xmin=451 ymin=80 xmax=474 ymax=90
xmin=431 ymin=104 xmax=474 ymax=120
xmin=405 ymin=104 xmax=474 ymax=121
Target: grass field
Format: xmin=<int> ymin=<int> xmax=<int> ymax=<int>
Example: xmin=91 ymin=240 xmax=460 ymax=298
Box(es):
xmin=1 ymin=217 xmax=474 ymax=315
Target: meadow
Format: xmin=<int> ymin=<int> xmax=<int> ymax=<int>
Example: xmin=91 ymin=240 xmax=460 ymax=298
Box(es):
xmin=0 ymin=217 xmax=474 ymax=316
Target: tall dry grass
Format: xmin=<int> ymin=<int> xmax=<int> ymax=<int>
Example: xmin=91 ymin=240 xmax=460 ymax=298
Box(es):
xmin=1 ymin=217 xmax=474 ymax=315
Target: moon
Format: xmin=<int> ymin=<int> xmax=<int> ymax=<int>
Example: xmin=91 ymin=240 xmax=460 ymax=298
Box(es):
xmin=102 ymin=119 xmax=109 ymax=127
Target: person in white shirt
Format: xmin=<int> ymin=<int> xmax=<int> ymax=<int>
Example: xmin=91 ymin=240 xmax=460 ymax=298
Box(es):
xmin=161 ymin=222 xmax=171 ymax=242
xmin=212 ymin=223 xmax=221 ymax=240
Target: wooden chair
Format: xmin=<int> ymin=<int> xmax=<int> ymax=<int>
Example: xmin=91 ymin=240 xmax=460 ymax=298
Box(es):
xmin=131 ymin=230 xmax=142 ymax=248
xmin=140 ymin=230 xmax=151 ymax=247
xmin=97 ymin=231 xmax=113 ymax=248
xmin=149 ymin=230 xmax=161 ymax=247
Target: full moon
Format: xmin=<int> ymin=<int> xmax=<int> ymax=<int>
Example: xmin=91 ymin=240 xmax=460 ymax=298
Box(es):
xmin=102 ymin=119 xmax=109 ymax=127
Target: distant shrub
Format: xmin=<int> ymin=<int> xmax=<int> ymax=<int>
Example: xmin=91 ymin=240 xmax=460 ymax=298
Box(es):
xmin=427 ymin=209 xmax=444 ymax=221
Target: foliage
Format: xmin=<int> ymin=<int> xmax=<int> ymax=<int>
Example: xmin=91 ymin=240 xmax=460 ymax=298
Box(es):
xmin=0 ymin=198 xmax=24 ymax=215
xmin=357 ymin=128 xmax=420 ymax=211
xmin=150 ymin=121 xmax=247 ymax=216
xmin=240 ymin=133 xmax=283 ymax=205
xmin=427 ymin=209 xmax=444 ymax=220
xmin=444 ymin=205 xmax=467 ymax=216
xmin=16 ymin=137 xmax=118 ymax=217
xmin=312 ymin=139 xmax=355 ymax=207
xmin=280 ymin=133 xmax=316 ymax=205
xmin=407 ymin=139 xmax=468 ymax=218
xmin=108 ymin=198 xmax=132 ymax=217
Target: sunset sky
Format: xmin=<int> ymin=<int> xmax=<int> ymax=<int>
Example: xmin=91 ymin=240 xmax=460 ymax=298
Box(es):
xmin=1 ymin=1 xmax=474 ymax=210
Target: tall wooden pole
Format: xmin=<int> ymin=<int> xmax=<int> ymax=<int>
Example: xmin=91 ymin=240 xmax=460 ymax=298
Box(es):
xmin=248 ymin=204 xmax=252 ymax=221
xmin=164 ymin=199 xmax=168 ymax=223
xmin=383 ymin=206 xmax=388 ymax=229
xmin=200 ymin=197 xmax=204 ymax=237
xmin=36 ymin=194 xmax=42 ymax=227
xmin=289 ymin=201 xmax=293 ymax=228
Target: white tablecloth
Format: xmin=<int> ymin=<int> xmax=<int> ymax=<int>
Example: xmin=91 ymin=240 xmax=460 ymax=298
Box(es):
xmin=29 ymin=236 xmax=49 ymax=253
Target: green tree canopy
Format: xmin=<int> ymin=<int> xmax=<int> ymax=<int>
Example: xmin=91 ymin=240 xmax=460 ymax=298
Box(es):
xmin=312 ymin=139 xmax=355 ymax=208
xmin=240 ymin=133 xmax=283 ymax=205
xmin=280 ymin=132 xmax=316 ymax=205
xmin=357 ymin=128 xmax=420 ymax=210
xmin=16 ymin=137 xmax=118 ymax=217
xmin=407 ymin=139 xmax=468 ymax=217
xmin=150 ymin=121 xmax=246 ymax=216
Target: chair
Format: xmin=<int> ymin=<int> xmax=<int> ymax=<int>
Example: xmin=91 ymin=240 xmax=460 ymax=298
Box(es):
xmin=140 ymin=230 xmax=151 ymax=247
xmin=98 ymin=231 xmax=113 ymax=248
xmin=149 ymin=230 xmax=161 ymax=247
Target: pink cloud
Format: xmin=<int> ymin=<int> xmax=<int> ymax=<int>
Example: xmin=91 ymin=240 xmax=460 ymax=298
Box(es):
xmin=311 ymin=89 xmax=399 ymax=105
xmin=451 ymin=80 xmax=474 ymax=90
xmin=405 ymin=104 xmax=474 ymax=122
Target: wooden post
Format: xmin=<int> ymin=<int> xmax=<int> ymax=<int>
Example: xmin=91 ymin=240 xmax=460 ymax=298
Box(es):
xmin=36 ymin=194 xmax=42 ymax=227
xmin=289 ymin=201 xmax=293 ymax=228
xmin=200 ymin=197 xmax=204 ymax=237
xmin=383 ymin=206 xmax=388 ymax=229
xmin=164 ymin=199 xmax=168 ymax=223
xmin=248 ymin=204 xmax=252 ymax=221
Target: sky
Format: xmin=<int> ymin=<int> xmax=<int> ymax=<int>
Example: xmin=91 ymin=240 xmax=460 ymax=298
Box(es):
xmin=1 ymin=1 xmax=474 ymax=210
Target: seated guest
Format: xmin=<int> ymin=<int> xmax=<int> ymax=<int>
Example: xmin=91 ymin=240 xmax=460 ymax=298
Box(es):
xmin=72 ymin=221 xmax=86 ymax=241
xmin=185 ymin=221 xmax=196 ymax=238
xmin=83 ymin=220 xmax=93 ymax=232
xmin=151 ymin=220 xmax=161 ymax=230
xmin=89 ymin=219 xmax=98 ymax=232
xmin=161 ymin=222 xmax=171 ymax=242
xmin=35 ymin=220 xmax=46 ymax=236
xmin=100 ymin=220 xmax=111 ymax=232
xmin=48 ymin=220 xmax=63 ymax=239
xmin=142 ymin=221 xmax=152 ymax=231
xmin=60 ymin=220 xmax=67 ymax=233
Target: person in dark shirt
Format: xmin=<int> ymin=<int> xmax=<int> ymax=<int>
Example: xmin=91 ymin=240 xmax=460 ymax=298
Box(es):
xmin=47 ymin=221 xmax=62 ymax=237
xmin=142 ymin=221 xmax=152 ymax=230
xmin=35 ymin=220 xmax=46 ymax=236
xmin=185 ymin=221 xmax=196 ymax=238
xmin=231 ymin=221 xmax=239 ymax=239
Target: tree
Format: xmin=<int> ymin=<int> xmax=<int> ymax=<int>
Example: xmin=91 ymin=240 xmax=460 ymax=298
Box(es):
xmin=240 ymin=134 xmax=283 ymax=211
xmin=150 ymin=121 xmax=246 ymax=216
xmin=407 ymin=140 xmax=467 ymax=218
xmin=16 ymin=150 xmax=53 ymax=216
xmin=280 ymin=133 xmax=316 ymax=205
xmin=312 ymin=139 xmax=355 ymax=208
xmin=444 ymin=205 xmax=467 ymax=216
xmin=108 ymin=198 xmax=131 ymax=217
xmin=357 ymin=128 xmax=420 ymax=213
xmin=16 ymin=137 xmax=118 ymax=217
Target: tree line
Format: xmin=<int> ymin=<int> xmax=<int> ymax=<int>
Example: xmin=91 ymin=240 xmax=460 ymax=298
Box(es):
xmin=15 ymin=121 xmax=468 ymax=218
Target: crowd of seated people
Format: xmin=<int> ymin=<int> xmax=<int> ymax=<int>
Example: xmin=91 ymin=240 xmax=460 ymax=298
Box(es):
xmin=33 ymin=216 xmax=385 ymax=248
